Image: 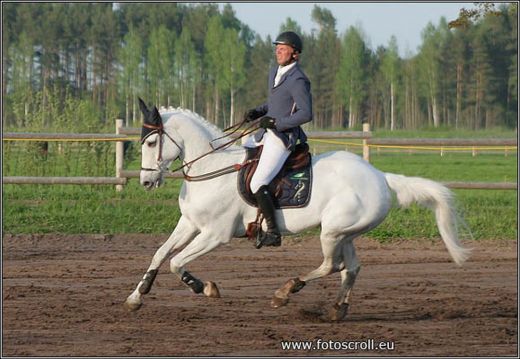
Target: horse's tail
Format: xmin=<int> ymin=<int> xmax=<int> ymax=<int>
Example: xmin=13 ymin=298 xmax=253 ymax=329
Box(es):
xmin=384 ymin=173 xmax=472 ymax=266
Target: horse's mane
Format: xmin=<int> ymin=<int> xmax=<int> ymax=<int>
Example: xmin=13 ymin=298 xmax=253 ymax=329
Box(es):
xmin=159 ymin=106 xmax=227 ymax=144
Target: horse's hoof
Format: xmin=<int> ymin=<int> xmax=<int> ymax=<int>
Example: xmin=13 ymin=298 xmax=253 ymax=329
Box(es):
xmin=203 ymin=281 xmax=221 ymax=298
xmin=271 ymin=295 xmax=289 ymax=308
xmin=328 ymin=303 xmax=349 ymax=321
xmin=124 ymin=299 xmax=143 ymax=312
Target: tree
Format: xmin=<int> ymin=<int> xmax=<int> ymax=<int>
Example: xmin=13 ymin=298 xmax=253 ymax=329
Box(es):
xmin=448 ymin=2 xmax=505 ymax=29
xmin=308 ymin=6 xmax=340 ymax=128
xmin=279 ymin=17 xmax=303 ymax=35
xmin=64 ymin=3 xmax=91 ymax=97
xmin=338 ymin=26 xmax=367 ymax=128
xmin=450 ymin=28 xmax=469 ymax=129
xmin=118 ymin=27 xmax=143 ymax=126
xmin=402 ymin=53 xmax=421 ymax=129
xmin=505 ymin=4 xmax=518 ymax=128
xmin=175 ymin=26 xmax=199 ymax=110
xmin=243 ymin=35 xmax=273 ymax=111
xmin=311 ymin=5 xmax=336 ymax=33
xmin=88 ymin=3 xmax=119 ymax=116
xmin=204 ymin=16 xmax=226 ymax=124
xmin=8 ymin=31 xmax=34 ymax=127
xmin=381 ymin=36 xmax=400 ymax=130
xmin=220 ymin=28 xmax=246 ymax=126
xmin=148 ymin=25 xmax=173 ymax=106
xmin=2 ymin=2 xmax=516 ymax=132
xmin=417 ymin=22 xmax=442 ymax=127
xmin=437 ymin=17 xmax=455 ymax=127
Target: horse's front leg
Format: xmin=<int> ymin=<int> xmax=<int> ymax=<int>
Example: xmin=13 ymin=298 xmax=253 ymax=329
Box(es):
xmin=125 ymin=216 xmax=198 ymax=311
xmin=169 ymin=228 xmax=231 ymax=298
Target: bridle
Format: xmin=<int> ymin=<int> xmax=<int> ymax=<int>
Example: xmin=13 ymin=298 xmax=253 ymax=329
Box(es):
xmin=140 ymin=122 xmax=184 ymax=173
xmin=140 ymin=119 xmax=260 ymax=182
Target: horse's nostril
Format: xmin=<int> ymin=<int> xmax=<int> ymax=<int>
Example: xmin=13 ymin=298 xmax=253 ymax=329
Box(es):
xmin=143 ymin=181 xmax=151 ymax=187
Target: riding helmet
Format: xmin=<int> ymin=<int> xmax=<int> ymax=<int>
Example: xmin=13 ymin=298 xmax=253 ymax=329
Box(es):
xmin=273 ymin=31 xmax=303 ymax=53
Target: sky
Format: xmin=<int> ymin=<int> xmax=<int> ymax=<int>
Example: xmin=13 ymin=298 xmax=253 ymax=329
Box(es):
xmin=220 ymin=2 xmax=472 ymax=57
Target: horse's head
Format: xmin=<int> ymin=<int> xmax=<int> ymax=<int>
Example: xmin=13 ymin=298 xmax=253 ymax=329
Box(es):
xmin=138 ymin=98 xmax=183 ymax=190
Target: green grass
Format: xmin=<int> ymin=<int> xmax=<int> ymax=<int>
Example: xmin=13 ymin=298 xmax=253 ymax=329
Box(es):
xmin=3 ymin=152 xmax=516 ymax=240
xmin=319 ymin=125 xmax=517 ymax=139
xmin=2 ymin=131 xmax=517 ymax=240
xmin=3 ymin=181 xmax=182 ymax=234
xmin=369 ymin=152 xmax=517 ymax=182
xmin=369 ymin=152 xmax=517 ymax=240
xmin=372 ymin=126 xmax=517 ymax=139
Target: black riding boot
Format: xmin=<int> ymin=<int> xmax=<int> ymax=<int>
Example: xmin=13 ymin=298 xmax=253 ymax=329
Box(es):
xmin=254 ymin=185 xmax=282 ymax=249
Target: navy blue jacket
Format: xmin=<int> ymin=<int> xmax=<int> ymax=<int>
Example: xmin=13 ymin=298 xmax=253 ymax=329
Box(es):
xmin=253 ymin=63 xmax=313 ymax=150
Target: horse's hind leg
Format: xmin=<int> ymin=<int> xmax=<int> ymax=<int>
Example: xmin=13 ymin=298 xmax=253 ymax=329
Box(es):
xmin=329 ymin=238 xmax=361 ymax=321
xmin=271 ymin=233 xmax=344 ymax=308
xmin=125 ymin=216 xmax=198 ymax=311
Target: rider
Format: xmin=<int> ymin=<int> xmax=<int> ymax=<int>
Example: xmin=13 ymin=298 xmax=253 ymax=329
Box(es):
xmin=243 ymin=31 xmax=313 ymax=248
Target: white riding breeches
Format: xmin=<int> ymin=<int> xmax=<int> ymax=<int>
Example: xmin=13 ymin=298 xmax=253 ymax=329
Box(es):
xmin=243 ymin=130 xmax=291 ymax=194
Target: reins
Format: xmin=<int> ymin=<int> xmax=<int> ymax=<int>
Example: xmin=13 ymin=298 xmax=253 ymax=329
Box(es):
xmin=145 ymin=119 xmax=260 ymax=182
xmin=180 ymin=120 xmax=260 ymax=181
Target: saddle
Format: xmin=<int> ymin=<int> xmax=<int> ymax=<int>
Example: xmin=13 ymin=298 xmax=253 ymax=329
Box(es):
xmin=237 ymin=142 xmax=313 ymax=209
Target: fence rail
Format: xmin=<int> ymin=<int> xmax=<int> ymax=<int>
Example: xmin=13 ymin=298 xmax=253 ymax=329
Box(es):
xmin=3 ymin=176 xmax=127 ymax=185
xmin=367 ymin=138 xmax=518 ymax=146
xmin=3 ymin=120 xmax=517 ymax=190
xmin=2 ymin=132 xmax=130 ymax=141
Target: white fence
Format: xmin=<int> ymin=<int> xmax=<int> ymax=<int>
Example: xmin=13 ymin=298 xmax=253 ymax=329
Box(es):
xmin=3 ymin=120 xmax=517 ymax=190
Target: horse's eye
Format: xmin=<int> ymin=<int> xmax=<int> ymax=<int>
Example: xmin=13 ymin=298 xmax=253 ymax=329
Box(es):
xmin=147 ymin=141 xmax=156 ymax=148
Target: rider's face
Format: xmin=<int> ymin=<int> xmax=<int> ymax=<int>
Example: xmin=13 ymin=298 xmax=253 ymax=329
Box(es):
xmin=275 ymin=44 xmax=295 ymax=66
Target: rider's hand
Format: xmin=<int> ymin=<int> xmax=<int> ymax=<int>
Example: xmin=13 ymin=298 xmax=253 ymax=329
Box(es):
xmin=244 ymin=109 xmax=263 ymax=122
xmin=259 ymin=116 xmax=276 ymax=129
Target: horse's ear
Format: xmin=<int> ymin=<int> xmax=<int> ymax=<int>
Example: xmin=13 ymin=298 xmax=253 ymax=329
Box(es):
xmin=151 ymin=106 xmax=162 ymax=127
xmin=138 ymin=97 xmax=149 ymax=118
xmin=139 ymin=103 xmax=162 ymax=143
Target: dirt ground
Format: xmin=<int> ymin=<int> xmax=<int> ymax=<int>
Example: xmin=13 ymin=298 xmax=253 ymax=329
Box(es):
xmin=2 ymin=233 xmax=517 ymax=357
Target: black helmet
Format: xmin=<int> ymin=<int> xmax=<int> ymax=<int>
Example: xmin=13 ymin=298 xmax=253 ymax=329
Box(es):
xmin=273 ymin=31 xmax=303 ymax=53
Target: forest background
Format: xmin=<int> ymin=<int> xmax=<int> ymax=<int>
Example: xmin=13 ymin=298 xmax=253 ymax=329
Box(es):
xmin=2 ymin=2 xmax=518 ymax=133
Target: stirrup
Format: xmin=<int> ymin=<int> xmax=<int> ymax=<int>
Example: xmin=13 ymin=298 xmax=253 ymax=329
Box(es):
xmin=255 ymin=231 xmax=281 ymax=249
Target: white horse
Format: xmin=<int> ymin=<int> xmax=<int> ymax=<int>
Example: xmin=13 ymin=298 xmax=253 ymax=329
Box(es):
xmin=125 ymin=102 xmax=471 ymax=320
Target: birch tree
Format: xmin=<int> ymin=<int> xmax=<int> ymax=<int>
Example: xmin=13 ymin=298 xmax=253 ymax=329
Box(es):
xmin=175 ymin=27 xmax=199 ymax=110
xmin=418 ymin=22 xmax=442 ymax=127
xmin=338 ymin=26 xmax=367 ymax=128
xmin=148 ymin=25 xmax=173 ymax=106
xmin=381 ymin=36 xmax=400 ymax=130
xmin=204 ymin=16 xmax=225 ymax=123
xmin=118 ymin=28 xmax=143 ymax=126
xmin=220 ymin=27 xmax=246 ymax=126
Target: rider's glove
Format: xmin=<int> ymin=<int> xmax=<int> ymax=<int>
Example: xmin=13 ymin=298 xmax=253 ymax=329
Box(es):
xmin=259 ymin=116 xmax=276 ymax=129
xmin=244 ymin=109 xmax=263 ymax=122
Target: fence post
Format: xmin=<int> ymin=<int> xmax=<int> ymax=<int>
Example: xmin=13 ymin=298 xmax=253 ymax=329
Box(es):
xmin=115 ymin=119 xmax=124 ymax=192
xmin=362 ymin=123 xmax=370 ymax=162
